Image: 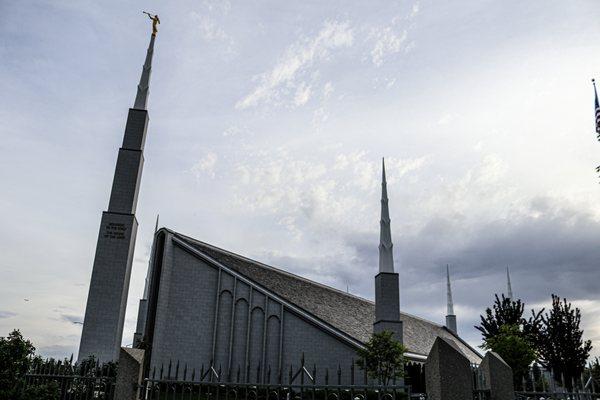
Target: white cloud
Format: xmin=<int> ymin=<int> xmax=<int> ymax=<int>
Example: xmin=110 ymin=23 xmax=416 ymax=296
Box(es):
xmin=190 ymin=152 xmax=218 ymax=179
xmin=202 ymin=0 xmax=231 ymax=14
xmin=323 ymin=82 xmax=334 ymax=98
xmin=231 ymin=149 xmax=428 ymax=238
xmin=370 ymin=27 xmax=408 ymax=67
xmin=190 ymin=11 xmax=235 ymax=52
xmin=236 ymin=20 xmax=354 ymax=109
xmin=294 ymin=83 xmax=312 ymax=106
xmin=369 ymin=0 xmax=419 ymax=66
xmin=409 ymin=1 xmax=420 ymax=20
xmin=223 ymin=125 xmax=251 ymax=137
xmin=437 ymin=112 xmax=455 ymax=126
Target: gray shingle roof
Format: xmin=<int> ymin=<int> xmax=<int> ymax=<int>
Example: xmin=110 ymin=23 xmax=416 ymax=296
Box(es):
xmin=171 ymin=230 xmax=482 ymax=363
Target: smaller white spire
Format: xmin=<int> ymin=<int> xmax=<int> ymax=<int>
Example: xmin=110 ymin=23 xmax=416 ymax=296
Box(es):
xmin=378 ymin=158 xmax=395 ymax=273
xmin=506 ymin=266 xmax=513 ymax=299
xmin=446 ymin=264 xmax=454 ymax=316
xmin=445 ymin=264 xmax=458 ymax=334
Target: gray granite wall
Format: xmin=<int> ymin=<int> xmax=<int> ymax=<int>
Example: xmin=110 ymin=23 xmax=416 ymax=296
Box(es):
xmin=148 ymin=237 xmax=359 ymax=383
xmin=79 ymin=213 xmax=138 ymax=363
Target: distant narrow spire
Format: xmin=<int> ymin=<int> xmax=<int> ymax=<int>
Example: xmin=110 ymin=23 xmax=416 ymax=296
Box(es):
xmin=379 ymin=158 xmax=394 ymax=273
xmin=133 ymin=31 xmax=156 ymax=110
xmin=142 ymin=214 xmax=159 ymax=299
xmin=506 ymin=266 xmax=513 ymax=299
xmin=445 ymin=265 xmax=458 ymax=334
xmin=446 ymin=265 xmax=454 ymax=316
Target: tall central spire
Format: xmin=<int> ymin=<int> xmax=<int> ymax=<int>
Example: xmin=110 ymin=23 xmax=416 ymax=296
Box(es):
xmin=79 ymin=19 xmax=159 ymax=362
xmin=379 ymin=158 xmax=394 ymax=273
xmin=133 ymin=34 xmax=156 ymax=110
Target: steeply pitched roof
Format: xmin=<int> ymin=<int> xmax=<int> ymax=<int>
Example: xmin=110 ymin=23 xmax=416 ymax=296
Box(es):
xmin=169 ymin=230 xmax=481 ymax=363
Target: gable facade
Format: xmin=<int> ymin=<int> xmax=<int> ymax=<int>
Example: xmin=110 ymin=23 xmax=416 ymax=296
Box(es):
xmin=144 ymin=231 xmax=362 ymax=383
xmin=141 ymin=229 xmax=481 ymax=382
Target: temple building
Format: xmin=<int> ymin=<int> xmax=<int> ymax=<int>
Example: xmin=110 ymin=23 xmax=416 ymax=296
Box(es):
xmin=78 ymin=19 xmax=482 ymax=380
xmin=131 ymin=162 xmax=481 ymax=381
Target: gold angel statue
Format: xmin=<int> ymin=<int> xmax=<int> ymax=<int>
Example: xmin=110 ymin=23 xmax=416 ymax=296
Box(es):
xmin=143 ymin=11 xmax=160 ymax=36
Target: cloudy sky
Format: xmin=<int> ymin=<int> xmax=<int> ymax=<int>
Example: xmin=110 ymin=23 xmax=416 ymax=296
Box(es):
xmin=2 ymin=0 xmax=600 ymax=360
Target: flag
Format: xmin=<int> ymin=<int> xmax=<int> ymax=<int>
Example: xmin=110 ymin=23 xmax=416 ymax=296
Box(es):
xmin=594 ymin=79 xmax=600 ymax=138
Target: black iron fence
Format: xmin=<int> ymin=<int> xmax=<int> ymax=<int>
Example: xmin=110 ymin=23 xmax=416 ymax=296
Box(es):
xmin=23 ymin=356 xmax=426 ymax=400
xmin=471 ymin=363 xmax=491 ymax=400
xmin=468 ymin=361 xmax=600 ymax=400
xmin=139 ymin=357 xmax=426 ymax=400
xmin=24 ymin=354 xmax=599 ymax=400
xmin=514 ymin=364 xmax=600 ymax=400
xmin=24 ymin=358 xmax=116 ymax=400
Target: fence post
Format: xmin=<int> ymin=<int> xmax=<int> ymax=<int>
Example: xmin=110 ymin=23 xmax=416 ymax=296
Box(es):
xmin=424 ymin=336 xmax=473 ymax=400
xmin=479 ymin=352 xmax=514 ymax=400
xmin=114 ymin=347 xmax=145 ymax=400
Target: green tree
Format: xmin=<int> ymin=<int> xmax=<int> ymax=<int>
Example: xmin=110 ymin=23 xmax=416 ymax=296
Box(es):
xmin=357 ymin=330 xmax=406 ymax=385
xmin=482 ymin=324 xmax=536 ymax=386
xmin=476 ymin=294 xmax=542 ymax=345
xmin=537 ymin=295 xmax=592 ymax=390
xmin=0 ymin=329 xmax=35 ymax=399
xmin=0 ymin=329 xmax=58 ymax=400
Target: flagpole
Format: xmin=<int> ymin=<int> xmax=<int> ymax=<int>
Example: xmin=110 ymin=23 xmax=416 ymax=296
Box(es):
xmin=593 ymin=79 xmax=600 ymax=179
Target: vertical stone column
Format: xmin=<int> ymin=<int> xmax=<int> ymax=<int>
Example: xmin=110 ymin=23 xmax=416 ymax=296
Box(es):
xmin=78 ymin=109 xmax=149 ymax=363
xmin=425 ymin=336 xmax=473 ymax=400
xmin=115 ymin=348 xmax=145 ymax=400
xmin=480 ymin=352 xmax=514 ymax=400
xmin=79 ymin=26 xmax=157 ymax=363
xmin=374 ymin=272 xmax=403 ymax=343
xmin=373 ymin=159 xmax=403 ymax=343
